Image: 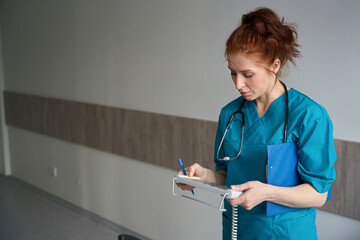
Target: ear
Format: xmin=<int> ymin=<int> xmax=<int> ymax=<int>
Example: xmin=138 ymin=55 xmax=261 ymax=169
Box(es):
xmin=271 ymin=59 xmax=281 ymax=74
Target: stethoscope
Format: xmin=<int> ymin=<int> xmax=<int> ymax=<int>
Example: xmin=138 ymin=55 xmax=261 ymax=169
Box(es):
xmin=217 ymin=81 xmax=289 ymax=161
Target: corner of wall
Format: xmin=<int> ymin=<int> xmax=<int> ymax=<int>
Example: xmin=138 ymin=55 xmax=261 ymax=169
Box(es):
xmin=0 ymin=11 xmax=11 ymax=176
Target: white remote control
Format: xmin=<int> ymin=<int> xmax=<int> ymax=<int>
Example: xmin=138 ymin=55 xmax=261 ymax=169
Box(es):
xmin=174 ymin=174 xmax=242 ymax=199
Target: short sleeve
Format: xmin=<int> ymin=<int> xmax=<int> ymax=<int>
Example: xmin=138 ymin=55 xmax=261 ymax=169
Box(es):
xmin=214 ymin=111 xmax=227 ymax=172
xmin=297 ymin=110 xmax=336 ymax=193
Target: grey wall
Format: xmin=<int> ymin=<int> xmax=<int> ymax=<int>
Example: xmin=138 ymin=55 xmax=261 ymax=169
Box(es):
xmin=1 ymin=0 xmax=359 ymax=239
xmin=0 ymin=15 xmax=8 ymax=175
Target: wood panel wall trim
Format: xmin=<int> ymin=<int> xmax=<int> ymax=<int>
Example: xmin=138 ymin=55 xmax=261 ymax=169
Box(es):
xmin=3 ymin=91 xmax=360 ymax=220
xmin=319 ymin=139 xmax=360 ymax=220
xmin=3 ymin=91 xmax=217 ymax=170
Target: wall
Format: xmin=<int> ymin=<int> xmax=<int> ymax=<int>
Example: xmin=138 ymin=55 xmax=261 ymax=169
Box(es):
xmin=0 ymin=14 xmax=9 ymax=175
xmin=0 ymin=49 xmax=4 ymax=174
xmin=1 ymin=0 xmax=359 ymax=239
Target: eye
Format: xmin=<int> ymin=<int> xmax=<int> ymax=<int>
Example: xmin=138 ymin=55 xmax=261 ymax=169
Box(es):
xmin=230 ymin=71 xmax=236 ymax=76
xmin=243 ymin=73 xmax=253 ymax=78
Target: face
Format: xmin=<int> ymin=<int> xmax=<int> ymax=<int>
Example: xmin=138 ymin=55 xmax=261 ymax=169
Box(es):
xmin=227 ymin=53 xmax=279 ymax=101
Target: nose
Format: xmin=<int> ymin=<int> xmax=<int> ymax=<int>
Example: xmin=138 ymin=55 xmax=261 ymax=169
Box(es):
xmin=234 ymin=75 xmax=246 ymax=91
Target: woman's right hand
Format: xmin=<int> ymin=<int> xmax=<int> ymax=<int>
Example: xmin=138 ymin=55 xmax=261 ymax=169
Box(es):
xmin=176 ymin=163 xmax=206 ymax=191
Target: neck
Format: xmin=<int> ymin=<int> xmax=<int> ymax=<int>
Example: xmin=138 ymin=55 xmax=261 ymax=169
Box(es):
xmin=255 ymin=81 xmax=285 ymax=118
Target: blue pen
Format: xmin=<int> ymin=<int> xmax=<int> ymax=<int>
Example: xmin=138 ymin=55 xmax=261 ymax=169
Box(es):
xmin=178 ymin=158 xmax=195 ymax=195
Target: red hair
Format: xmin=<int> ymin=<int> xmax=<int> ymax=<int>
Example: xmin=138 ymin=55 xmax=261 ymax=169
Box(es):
xmin=226 ymin=8 xmax=301 ymax=72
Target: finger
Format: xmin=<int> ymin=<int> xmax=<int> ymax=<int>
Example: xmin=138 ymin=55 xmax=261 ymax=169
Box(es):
xmin=182 ymin=167 xmax=192 ymax=177
xmin=178 ymin=168 xmax=191 ymax=177
xmin=187 ymin=165 xmax=198 ymax=177
xmin=227 ymin=199 xmax=235 ymax=206
xmin=176 ymin=183 xmax=195 ymax=191
xmin=227 ymin=197 xmax=244 ymax=207
xmin=185 ymin=186 xmax=195 ymax=191
xmin=188 ymin=163 xmax=202 ymax=177
xmin=231 ymin=182 xmax=251 ymax=192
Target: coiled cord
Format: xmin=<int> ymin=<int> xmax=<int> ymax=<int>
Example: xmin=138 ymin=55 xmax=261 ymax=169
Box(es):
xmin=231 ymin=205 xmax=238 ymax=240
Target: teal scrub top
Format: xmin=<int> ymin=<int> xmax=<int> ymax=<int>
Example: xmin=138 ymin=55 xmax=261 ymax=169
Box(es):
xmin=214 ymin=89 xmax=336 ymax=240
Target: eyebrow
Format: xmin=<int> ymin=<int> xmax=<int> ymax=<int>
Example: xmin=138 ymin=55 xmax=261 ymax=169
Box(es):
xmin=228 ymin=66 xmax=253 ymax=73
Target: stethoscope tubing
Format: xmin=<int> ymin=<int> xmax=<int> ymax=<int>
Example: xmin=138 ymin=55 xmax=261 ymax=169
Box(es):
xmin=217 ymin=81 xmax=289 ymax=161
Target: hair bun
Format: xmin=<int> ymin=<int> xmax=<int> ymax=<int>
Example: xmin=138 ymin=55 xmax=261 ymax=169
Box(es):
xmin=226 ymin=7 xmax=301 ymax=75
xmin=242 ymin=12 xmax=269 ymax=35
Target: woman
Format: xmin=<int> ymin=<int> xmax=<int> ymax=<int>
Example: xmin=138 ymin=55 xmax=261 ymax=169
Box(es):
xmin=177 ymin=7 xmax=336 ymax=239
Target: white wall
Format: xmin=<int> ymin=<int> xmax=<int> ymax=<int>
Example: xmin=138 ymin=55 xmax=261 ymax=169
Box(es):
xmin=7 ymin=126 xmax=223 ymax=239
xmin=1 ymin=0 xmax=359 ymax=239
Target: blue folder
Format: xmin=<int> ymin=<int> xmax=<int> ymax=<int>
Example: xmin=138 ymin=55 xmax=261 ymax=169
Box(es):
xmin=266 ymin=142 xmax=331 ymax=216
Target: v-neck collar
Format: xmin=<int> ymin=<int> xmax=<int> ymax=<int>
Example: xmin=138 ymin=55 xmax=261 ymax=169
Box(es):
xmin=246 ymin=89 xmax=292 ymax=126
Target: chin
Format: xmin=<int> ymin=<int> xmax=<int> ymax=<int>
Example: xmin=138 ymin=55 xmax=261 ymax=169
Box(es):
xmin=241 ymin=95 xmax=255 ymax=101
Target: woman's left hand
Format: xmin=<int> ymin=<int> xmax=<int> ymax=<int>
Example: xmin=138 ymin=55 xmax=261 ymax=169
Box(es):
xmin=227 ymin=181 xmax=272 ymax=210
